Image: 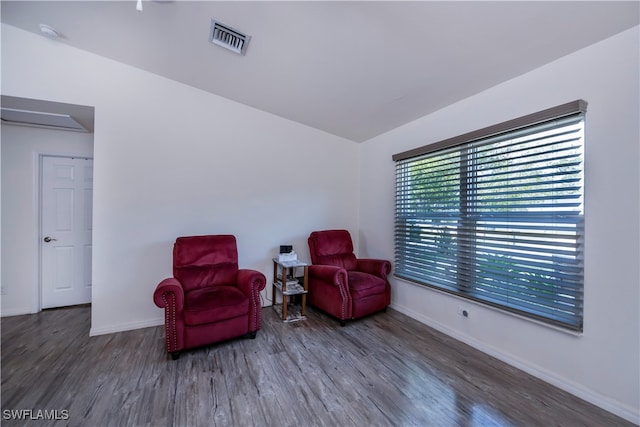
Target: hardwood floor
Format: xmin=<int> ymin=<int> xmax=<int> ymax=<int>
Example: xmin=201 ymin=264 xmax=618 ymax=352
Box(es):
xmin=1 ymin=305 xmax=633 ymax=427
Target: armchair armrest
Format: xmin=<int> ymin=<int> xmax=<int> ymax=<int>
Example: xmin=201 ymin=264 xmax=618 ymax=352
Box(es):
xmin=356 ymin=259 xmax=392 ymax=279
xmin=153 ymin=277 xmax=185 ymax=355
xmin=153 ymin=277 xmax=185 ymax=311
xmin=237 ymin=269 xmax=267 ymax=333
xmin=308 ymin=264 xmax=351 ymax=321
xmin=237 ymin=269 xmax=267 ymax=296
xmin=308 ymin=264 xmax=348 ymax=288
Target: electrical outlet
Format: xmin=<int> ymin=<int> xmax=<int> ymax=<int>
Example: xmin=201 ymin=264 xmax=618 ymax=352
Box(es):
xmin=0 ymin=286 xmax=6 ymax=295
xmin=458 ymin=306 xmax=469 ymax=318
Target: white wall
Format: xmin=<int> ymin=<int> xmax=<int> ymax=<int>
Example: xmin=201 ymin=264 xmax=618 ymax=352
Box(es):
xmin=1 ymin=24 xmax=359 ymax=334
xmin=0 ymin=124 xmax=94 ymax=315
xmin=359 ymin=26 xmax=640 ymax=423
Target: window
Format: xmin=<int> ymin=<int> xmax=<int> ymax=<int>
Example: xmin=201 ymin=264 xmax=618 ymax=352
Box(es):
xmin=393 ymin=101 xmax=586 ymax=332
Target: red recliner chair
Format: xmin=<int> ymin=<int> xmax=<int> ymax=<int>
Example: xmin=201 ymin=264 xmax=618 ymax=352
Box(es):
xmin=153 ymin=235 xmax=266 ymax=359
xmin=307 ymin=230 xmax=391 ymax=325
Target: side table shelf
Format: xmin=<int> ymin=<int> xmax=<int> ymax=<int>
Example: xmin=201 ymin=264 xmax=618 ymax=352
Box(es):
xmin=272 ymin=258 xmax=308 ymax=322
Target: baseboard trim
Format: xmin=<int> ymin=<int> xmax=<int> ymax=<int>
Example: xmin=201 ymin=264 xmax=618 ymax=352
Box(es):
xmin=89 ymin=317 xmax=163 ymax=337
xmin=0 ymin=307 xmax=35 ymax=317
xmin=389 ymin=303 xmax=640 ymax=426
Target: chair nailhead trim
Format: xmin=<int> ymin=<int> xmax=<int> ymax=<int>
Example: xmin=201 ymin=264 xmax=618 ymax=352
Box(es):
xmin=161 ymin=293 xmax=177 ymax=353
xmin=338 ymin=279 xmax=349 ymax=320
xmin=251 ymin=284 xmax=260 ymax=331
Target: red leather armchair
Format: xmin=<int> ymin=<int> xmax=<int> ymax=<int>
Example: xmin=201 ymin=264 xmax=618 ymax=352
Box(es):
xmin=307 ymin=230 xmax=391 ymax=325
xmin=153 ymin=235 xmax=266 ymax=359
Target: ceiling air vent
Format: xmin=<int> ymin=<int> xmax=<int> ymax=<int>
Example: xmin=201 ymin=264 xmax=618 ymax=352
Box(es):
xmin=209 ymin=19 xmax=250 ymax=55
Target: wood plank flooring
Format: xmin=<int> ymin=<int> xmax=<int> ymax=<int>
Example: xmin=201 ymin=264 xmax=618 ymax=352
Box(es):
xmin=1 ymin=305 xmax=633 ymax=427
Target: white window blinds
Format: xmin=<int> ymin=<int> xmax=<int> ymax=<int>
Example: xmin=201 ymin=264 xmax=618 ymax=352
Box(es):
xmin=393 ymin=101 xmax=586 ymax=331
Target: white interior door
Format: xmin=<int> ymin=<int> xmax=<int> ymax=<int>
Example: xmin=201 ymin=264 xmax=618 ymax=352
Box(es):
xmin=41 ymin=156 xmax=93 ymax=309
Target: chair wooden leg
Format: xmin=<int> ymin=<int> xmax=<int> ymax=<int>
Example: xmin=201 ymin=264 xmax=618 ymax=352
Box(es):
xmin=250 ymin=331 xmax=257 ymax=339
xmin=340 ymin=320 xmax=346 ymax=327
xmin=171 ymin=351 xmax=180 ymax=360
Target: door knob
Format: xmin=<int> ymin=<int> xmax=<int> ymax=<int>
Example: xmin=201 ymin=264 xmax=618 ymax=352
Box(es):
xmin=43 ymin=236 xmax=58 ymax=243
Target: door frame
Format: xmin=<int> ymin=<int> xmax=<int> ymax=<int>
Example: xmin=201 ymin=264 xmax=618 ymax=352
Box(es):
xmin=37 ymin=153 xmax=94 ymax=312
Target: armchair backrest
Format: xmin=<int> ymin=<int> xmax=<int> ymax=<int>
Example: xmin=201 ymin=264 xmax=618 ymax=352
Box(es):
xmin=308 ymin=229 xmax=357 ymax=270
xmin=173 ymin=235 xmax=239 ymax=292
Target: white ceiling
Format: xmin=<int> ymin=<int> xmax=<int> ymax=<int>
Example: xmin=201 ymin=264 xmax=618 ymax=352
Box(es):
xmin=2 ymin=1 xmax=638 ymax=142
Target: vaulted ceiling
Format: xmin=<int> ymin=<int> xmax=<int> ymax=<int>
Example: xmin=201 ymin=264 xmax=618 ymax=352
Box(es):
xmin=2 ymin=1 xmax=638 ymax=142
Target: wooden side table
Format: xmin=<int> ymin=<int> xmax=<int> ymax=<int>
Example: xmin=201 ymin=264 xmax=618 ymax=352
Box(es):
xmin=272 ymin=258 xmax=308 ymax=322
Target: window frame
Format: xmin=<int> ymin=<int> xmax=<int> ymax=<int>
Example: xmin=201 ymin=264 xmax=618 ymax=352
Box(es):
xmin=393 ymin=100 xmax=587 ymax=332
